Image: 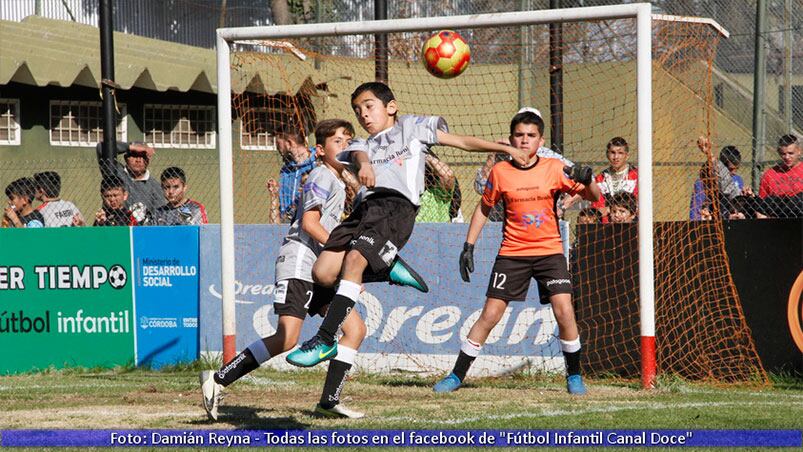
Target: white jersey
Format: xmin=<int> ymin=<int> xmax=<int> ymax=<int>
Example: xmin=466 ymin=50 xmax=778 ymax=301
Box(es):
xmin=339 ymin=114 xmax=446 ymax=206
xmin=37 ymin=199 xmax=81 ymax=227
xmin=274 ymin=165 xmax=346 ymax=282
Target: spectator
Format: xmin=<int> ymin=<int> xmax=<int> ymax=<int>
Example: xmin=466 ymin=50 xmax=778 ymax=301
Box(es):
xmin=93 ymin=176 xmax=138 ymax=226
xmin=592 ymin=136 xmax=638 ymax=222
xmin=32 ymin=171 xmax=83 ymax=227
xmin=96 ymin=141 xmax=164 ymax=216
xmin=153 ymin=167 xmax=208 ymax=225
xmin=417 ymin=153 xmax=458 ymax=222
xmin=577 ymin=207 xmax=602 ymax=224
xmin=3 ymin=177 xmax=44 ymax=228
xmin=690 ymin=144 xmax=744 ymax=220
xmin=608 ymin=192 xmax=637 ymax=224
xmin=275 ymin=128 xmax=317 ymax=222
xmin=266 ymin=178 xmax=282 ymax=224
xmin=759 ymin=134 xmax=803 ymax=218
xmin=474 ymin=108 xmax=573 ymax=221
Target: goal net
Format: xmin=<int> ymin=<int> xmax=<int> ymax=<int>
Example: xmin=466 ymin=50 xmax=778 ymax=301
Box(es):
xmin=215 ymin=5 xmax=767 ymax=385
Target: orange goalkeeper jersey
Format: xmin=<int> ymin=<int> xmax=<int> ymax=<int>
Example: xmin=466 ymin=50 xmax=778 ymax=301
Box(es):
xmin=482 ymin=158 xmax=584 ymax=256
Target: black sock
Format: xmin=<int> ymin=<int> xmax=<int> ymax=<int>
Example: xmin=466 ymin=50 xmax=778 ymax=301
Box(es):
xmin=564 ymin=348 xmax=582 ymax=376
xmin=318 ymin=295 xmax=355 ymax=343
xmin=214 ymin=348 xmax=258 ymax=387
xmin=452 ymin=351 xmax=476 ymax=382
xmin=319 ymin=359 xmax=352 ymax=409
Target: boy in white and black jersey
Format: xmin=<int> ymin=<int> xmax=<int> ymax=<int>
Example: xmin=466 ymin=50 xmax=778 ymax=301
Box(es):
xmin=201 ymin=119 xmax=420 ymax=420
xmin=33 ymin=171 xmax=83 ymax=227
xmin=286 ymin=81 xmax=528 ymax=368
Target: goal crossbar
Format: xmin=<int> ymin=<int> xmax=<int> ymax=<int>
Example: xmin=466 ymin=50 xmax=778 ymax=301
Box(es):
xmin=215 ymin=2 xmax=656 ymax=387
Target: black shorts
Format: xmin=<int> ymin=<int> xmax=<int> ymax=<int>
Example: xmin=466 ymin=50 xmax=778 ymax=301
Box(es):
xmin=323 ymin=192 xmax=418 ymax=273
xmin=485 ymin=254 xmax=572 ymax=304
xmin=273 ymin=279 xmax=336 ymax=319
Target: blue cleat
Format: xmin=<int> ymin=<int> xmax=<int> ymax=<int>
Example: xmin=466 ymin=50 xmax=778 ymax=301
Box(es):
xmin=433 ymin=372 xmax=462 ymax=393
xmin=388 ymin=256 xmax=429 ymax=293
xmin=286 ymin=335 xmax=338 ymax=368
xmin=566 ymin=374 xmax=587 ymax=395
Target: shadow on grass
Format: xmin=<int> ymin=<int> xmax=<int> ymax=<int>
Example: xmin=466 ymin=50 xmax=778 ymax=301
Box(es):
xmin=190 ymin=405 xmax=311 ymax=430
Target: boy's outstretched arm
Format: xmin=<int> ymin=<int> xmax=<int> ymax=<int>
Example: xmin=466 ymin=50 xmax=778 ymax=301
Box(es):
xmin=437 ymin=130 xmax=528 ymax=166
xmin=352 ymin=152 xmax=375 ymax=188
xmin=301 ymin=208 xmax=330 ymax=245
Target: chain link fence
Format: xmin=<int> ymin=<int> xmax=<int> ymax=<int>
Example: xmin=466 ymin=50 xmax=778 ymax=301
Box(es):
xmin=1 ymin=0 xmax=800 ymax=225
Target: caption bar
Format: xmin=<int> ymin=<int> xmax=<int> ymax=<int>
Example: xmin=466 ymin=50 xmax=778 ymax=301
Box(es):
xmin=1 ymin=429 xmax=800 ymax=447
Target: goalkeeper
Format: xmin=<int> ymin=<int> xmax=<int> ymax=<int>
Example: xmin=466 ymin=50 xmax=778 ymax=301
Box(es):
xmin=433 ymin=109 xmax=600 ymax=395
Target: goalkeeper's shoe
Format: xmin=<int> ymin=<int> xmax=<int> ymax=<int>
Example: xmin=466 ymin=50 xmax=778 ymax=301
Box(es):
xmin=566 ymin=374 xmax=587 ymax=395
xmin=200 ymin=370 xmax=224 ymax=420
xmin=388 ymin=256 xmax=429 ymax=293
xmin=286 ymin=335 xmax=338 ymax=367
xmin=314 ymin=403 xmax=365 ymax=419
xmin=433 ymin=372 xmax=462 ymax=393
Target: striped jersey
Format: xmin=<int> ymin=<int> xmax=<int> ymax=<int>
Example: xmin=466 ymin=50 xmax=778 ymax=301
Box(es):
xmin=275 ymin=165 xmax=346 ymax=282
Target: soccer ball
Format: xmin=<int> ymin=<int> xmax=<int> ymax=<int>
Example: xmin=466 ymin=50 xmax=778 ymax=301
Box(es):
xmin=421 ymin=30 xmax=470 ymax=79
xmin=108 ymin=265 xmax=127 ymax=289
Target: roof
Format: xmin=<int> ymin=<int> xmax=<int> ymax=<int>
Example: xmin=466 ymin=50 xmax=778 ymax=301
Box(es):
xmin=0 ymin=16 xmax=325 ymax=95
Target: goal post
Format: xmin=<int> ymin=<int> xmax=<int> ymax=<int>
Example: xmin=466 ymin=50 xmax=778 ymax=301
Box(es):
xmin=214 ymin=3 xmax=766 ymax=387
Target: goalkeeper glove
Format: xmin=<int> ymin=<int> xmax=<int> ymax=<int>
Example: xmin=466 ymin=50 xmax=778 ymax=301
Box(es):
xmin=564 ymin=164 xmax=593 ymax=186
xmin=459 ymin=242 xmax=475 ymax=283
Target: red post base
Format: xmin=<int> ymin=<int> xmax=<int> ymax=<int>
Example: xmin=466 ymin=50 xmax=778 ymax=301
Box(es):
xmin=223 ymin=334 xmax=236 ymax=364
xmin=641 ymin=335 xmax=656 ymax=389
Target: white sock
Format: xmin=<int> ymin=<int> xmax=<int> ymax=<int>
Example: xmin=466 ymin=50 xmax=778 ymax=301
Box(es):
xmin=337 ymin=280 xmax=361 ymax=302
xmin=334 ymin=345 xmax=358 ymax=365
xmin=461 ymin=338 xmax=483 ymax=357
xmin=559 ymin=337 xmax=581 ymax=353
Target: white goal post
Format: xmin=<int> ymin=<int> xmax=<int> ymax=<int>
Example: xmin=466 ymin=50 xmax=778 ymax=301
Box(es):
xmin=215 ymin=3 xmax=657 ymax=387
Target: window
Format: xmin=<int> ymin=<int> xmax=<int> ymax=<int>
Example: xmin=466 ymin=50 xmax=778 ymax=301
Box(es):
xmin=143 ymin=104 xmax=216 ymax=149
xmin=0 ymin=99 xmax=20 ymax=145
xmin=49 ymin=101 xmax=126 ymax=147
xmin=240 ymin=108 xmax=292 ymax=150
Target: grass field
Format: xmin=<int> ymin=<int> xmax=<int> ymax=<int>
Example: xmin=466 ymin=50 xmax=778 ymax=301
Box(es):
xmin=1 ymin=364 xmax=802 ymax=451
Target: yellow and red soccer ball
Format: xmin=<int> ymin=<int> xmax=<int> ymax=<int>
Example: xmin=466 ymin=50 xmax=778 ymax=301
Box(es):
xmin=421 ymin=30 xmax=470 ymax=79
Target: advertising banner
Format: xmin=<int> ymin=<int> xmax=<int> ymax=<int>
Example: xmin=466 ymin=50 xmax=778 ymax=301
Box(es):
xmin=199 ymin=224 xmax=562 ymax=374
xmin=132 ymin=226 xmax=200 ymax=368
xmin=0 ymin=227 xmax=135 ymax=373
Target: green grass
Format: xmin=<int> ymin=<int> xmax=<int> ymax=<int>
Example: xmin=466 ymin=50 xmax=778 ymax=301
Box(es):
xmin=0 ymin=366 xmax=801 ymax=451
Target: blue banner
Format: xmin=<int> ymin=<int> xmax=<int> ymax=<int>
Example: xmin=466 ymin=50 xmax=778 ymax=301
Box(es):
xmin=132 ymin=226 xmax=199 ymax=368
xmin=199 ymin=224 xmax=570 ymax=372
xmin=2 ymin=429 xmax=800 ymax=447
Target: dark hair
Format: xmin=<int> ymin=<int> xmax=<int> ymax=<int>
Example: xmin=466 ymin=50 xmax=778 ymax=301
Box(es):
xmin=275 ymin=127 xmax=306 ymax=146
xmin=778 ymin=134 xmax=799 ymax=148
xmin=314 ymin=119 xmax=355 ymax=145
xmin=351 ymin=82 xmax=396 ymax=106
xmin=5 ymin=177 xmax=36 ymax=202
xmin=100 ymin=176 xmax=126 ymax=193
xmin=509 ymin=111 xmax=544 ymax=135
xmin=607 ymin=137 xmax=629 ymax=152
xmin=160 ymin=166 xmax=187 ymax=184
xmin=578 ymin=207 xmax=603 ymax=223
xmin=608 ymin=192 xmax=637 ymax=214
xmin=719 ymin=146 xmax=741 ymax=167
xmin=33 ymin=171 xmax=61 ymax=197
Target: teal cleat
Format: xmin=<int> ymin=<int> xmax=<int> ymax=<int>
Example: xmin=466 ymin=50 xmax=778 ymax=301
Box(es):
xmin=566 ymin=374 xmax=587 ymax=395
xmin=388 ymin=256 xmax=429 ymax=293
xmin=433 ymin=372 xmax=462 ymax=393
xmin=286 ymin=335 xmax=338 ymax=368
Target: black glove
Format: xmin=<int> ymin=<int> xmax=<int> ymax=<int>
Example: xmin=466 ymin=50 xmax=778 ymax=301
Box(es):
xmin=459 ymin=242 xmax=475 ymax=282
xmin=564 ymin=164 xmax=593 ymax=185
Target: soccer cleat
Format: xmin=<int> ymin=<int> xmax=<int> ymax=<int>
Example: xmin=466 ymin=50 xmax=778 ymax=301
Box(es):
xmin=566 ymin=374 xmax=587 ymax=395
xmin=200 ymin=370 xmax=224 ymax=420
xmin=314 ymin=403 xmax=365 ymax=419
xmin=286 ymin=335 xmax=338 ymax=367
xmin=433 ymin=372 xmax=462 ymax=393
xmin=388 ymin=256 xmax=429 ymax=293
